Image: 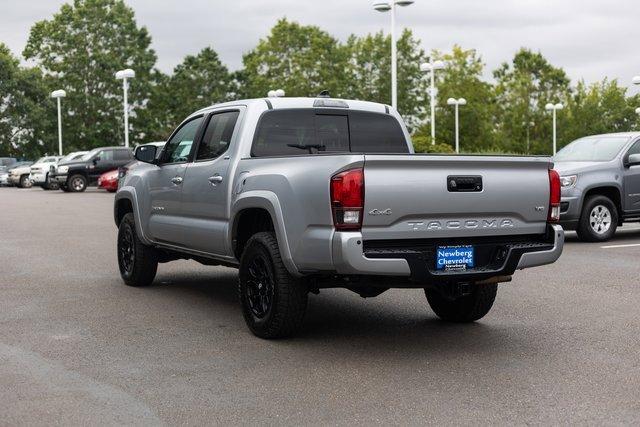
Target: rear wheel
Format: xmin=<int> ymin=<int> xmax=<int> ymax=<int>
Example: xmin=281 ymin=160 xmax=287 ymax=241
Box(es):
xmin=19 ymin=175 xmax=32 ymax=189
xmin=576 ymin=195 xmax=618 ymax=242
xmin=425 ymin=283 xmax=497 ymax=322
xmin=117 ymin=213 xmax=158 ymax=287
xmin=67 ymin=174 xmax=87 ymax=192
xmin=239 ymin=232 xmax=308 ymax=339
xmin=44 ymin=175 xmax=59 ymax=190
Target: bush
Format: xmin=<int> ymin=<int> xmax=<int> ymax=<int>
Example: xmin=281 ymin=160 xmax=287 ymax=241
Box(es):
xmin=411 ymin=135 xmax=455 ymax=154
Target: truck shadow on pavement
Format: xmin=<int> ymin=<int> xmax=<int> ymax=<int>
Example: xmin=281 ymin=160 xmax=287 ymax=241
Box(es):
xmin=151 ymin=270 xmax=533 ymax=357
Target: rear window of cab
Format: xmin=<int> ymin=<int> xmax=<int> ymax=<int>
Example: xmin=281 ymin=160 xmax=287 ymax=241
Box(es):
xmin=251 ymin=109 xmax=409 ymax=157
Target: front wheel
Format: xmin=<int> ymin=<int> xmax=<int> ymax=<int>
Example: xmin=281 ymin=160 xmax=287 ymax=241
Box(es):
xmin=117 ymin=213 xmax=158 ymax=287
xmin=67 ymin=174 xmax=87 ymax=192
xmin=425 ymin=283 xmax=497 ymax=323
xmin=576 ymin=195 xmax=618 ymax=242
xmin=239 ymin=232 xmax=308 ymax=339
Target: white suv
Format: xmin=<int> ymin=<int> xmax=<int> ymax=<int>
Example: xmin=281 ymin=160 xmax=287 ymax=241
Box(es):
xmin=29 ymin=156 xmax=62 ymax=190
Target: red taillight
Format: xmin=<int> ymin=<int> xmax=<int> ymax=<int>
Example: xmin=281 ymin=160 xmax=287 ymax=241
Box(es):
xmin=548 ymin=169 xmax=561 ymax=222
xmin=330 ymin=168 xmax=364 ymax=231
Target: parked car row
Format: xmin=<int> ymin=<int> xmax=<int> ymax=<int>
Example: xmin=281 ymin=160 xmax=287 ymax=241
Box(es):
xmin=0 ymin=142 xmax=164 ymax=193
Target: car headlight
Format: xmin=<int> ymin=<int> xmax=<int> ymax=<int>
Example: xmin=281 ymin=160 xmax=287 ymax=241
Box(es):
xmin=58 ymin=166 xmax=69 ymax=174
xmin=560 ymin=175 xmax=577 ymax=188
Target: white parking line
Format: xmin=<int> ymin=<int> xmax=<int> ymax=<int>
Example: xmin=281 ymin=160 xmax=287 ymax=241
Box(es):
xmin=601 ymin=243 xmax=640 ymax=249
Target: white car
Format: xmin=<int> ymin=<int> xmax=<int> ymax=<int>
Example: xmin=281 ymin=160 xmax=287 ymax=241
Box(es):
xmin=8 ymin=162 xmax=35 ymax=188
xmin=29 ymin=156 xmax=62 ymax=190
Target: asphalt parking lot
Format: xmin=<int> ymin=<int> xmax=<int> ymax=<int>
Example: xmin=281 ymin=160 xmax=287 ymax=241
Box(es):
xmin=1 ymin=187 xmax=640 ymax=425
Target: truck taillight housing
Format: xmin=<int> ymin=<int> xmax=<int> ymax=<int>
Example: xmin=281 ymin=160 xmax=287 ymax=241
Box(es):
xmin=548 ymin=169 xmax=561 ymax=222
xmin=330 ymin=168 xmax=364 ymax=231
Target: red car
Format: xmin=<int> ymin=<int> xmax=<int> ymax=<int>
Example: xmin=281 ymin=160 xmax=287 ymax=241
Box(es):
xmin=97 ymin=169 xmax=119 ymax=192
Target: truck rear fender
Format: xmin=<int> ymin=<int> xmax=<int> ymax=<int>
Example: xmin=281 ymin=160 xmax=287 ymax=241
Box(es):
xmin=230 ymin=191 xmax=301 ymax=277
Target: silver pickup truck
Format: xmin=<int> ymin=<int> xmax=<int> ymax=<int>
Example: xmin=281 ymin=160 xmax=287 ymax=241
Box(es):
xmin=114 ymin=96 xmax=564 ymax=338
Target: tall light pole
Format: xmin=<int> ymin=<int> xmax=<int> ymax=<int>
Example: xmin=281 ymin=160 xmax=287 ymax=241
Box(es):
xmin=115 ymin=68 xmax=135 ymax=148
xmin=50 ymin=90 xmax=66 ymax=156
xmin=373 ymin=0 xmax=415 ymax=110
xmin=420 ymin=60 xmax=446 ymax=145
xmin=447 ymin=98 xmax=466 ymax=153
xmin=545 ymin=103 xmax=564 ymax=155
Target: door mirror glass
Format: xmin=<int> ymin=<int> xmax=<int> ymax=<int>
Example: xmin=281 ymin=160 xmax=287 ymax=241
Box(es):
xmin=627 ymin=153 xmax=640 ymax=166
xmin=135 ymin=145 xmax=157 ymax=163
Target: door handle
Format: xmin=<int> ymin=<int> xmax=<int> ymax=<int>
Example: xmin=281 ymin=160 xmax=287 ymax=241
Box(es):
xmin=171 ymin=176 xmax=183 ymax=185
xmin=208 ymin=175 xmax=223 ymax=185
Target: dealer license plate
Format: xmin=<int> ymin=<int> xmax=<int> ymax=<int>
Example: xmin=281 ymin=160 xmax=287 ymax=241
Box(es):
xmin=436 ymin=245 xmax=475 ymax=271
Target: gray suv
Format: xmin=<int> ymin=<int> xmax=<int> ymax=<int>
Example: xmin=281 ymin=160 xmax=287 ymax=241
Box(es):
xmin=555 ymin=132 xmax=640 ymax=241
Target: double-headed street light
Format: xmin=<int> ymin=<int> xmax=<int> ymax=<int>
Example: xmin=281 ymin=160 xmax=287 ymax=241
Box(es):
xmin=267 ymin=89 xmax=285 ymax=98
xmin=115 ymin=68 xmax=135 ymax=148
xmin=545 ymin=103 xmax=564 ymax=155
xmin=373 ymin=0 xmax=415 ymax=110
xmin=420 ymin=60 xmax=446 ymax=145
xmin=51 ymin=89 xmax=66 ymax=156
xmin=447 ymin=98 xmax=467 ymax=153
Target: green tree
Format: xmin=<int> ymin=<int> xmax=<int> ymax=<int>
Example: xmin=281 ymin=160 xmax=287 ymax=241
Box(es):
xmin=142 ymin=47 xmax=232 ymax=141
xmin=413 ymin=46 xmax=495 ymax=152
xmin=493 ymin=48 xmax=571 ymax=154
xmin=561 ymin=79 xmax=638 ymax=147
xmin=23 ymin=0 xmax=157 ymax=151
xmin=240 ymin=18 xmax=347 ymax=99
xmin=0 ymin=43 xmax=55 ymax=158
xmin=344 ymin=29 xmax=428 ymax=130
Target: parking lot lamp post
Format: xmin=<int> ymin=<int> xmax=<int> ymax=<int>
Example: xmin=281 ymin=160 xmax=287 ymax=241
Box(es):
xmin=633 ymin=75 xmax=640 ymax=85
xmin=545 ymin=103 xmax=564 ymax=155
xmin=115 ymin=69 xmax=135 ymax=148
xmin=373 ymin=0 xmax=415 ymax=110
xmin=420 ymin=60 xmax=446 ymax=145
xmin=446 ymin=98 xmax=466 ymax=153
xmin=50 ymin=90 xmax=66 ymax=156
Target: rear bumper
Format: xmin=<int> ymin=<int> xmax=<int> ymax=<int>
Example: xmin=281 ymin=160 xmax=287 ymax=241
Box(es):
xmin=332 ymin=225 xmax=564 ymax=284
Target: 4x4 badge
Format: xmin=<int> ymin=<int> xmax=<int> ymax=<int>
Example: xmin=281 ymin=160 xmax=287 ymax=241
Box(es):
xmin=368 ymin=208 xmax=392 ymax=216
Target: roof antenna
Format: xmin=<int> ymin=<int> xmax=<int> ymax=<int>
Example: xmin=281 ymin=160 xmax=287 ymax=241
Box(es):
xmin=317 ymin=90 xmax=331 ymax=98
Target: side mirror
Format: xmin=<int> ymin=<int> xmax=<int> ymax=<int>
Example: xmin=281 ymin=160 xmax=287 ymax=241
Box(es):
xmin=626 ymin=153 xmax=640 ymax=167
xmin=135 ymin=145 xmax=157 ymax=164
xmin=93 ymin=157 xmax=100 ymax=164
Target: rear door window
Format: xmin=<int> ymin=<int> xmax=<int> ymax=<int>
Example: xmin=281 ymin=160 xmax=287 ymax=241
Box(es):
xmin=251 ymin=109 xmax=407 ymax=157
xmin=196 ymin=111 xmax=240 ymax=161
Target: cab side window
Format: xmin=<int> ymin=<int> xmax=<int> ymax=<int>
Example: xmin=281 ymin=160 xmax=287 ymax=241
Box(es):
xmin=196 ymin=111 xmax=240 ymax=161
xmin=627 ymin=140 xmax=640 ymax=156
xmin=160 ymin=116 xmax=204 ymax=164
xmin=97 ymin=150 xmax=114 ymax=162
xmin=114 ymin=149 xmax=132 ymax=161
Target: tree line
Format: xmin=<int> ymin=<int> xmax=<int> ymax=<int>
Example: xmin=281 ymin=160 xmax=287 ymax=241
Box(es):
xmin=2 ymin=0 xmax=640 ymax=158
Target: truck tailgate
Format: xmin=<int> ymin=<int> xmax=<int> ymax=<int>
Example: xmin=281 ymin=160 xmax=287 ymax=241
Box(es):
xmin=362 ymin=154 xmax=552 ymax=241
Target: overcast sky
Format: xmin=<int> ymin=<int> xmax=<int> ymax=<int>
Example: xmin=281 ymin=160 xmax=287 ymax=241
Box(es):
xmin=2 ymin=0 xmax=639 ymax=93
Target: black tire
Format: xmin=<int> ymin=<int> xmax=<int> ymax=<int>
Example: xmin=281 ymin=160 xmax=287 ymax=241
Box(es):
xmin=117 ymin=213 xmax=158 ymax=287
xmin=60 ymin=184 xmax=71 ymax=192
xmin=67 ymin=174 xmax=87 ymax=192
xmin=239 ymin=232 xmax=308 ymax=339
xmin=576 ymin=195 xmax=618 ymax=242
xmin=44 ymin=175 xmax=59 ymax=190
xmin=19 ymin=175 xmax=32 ymax=189
xmin=425 ymin=283 xmax=497 ymax=323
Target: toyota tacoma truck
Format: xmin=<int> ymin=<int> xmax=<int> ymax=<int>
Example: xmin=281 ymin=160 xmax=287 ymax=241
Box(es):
xmin=114 ymin=96 xmax=564 ymax=338
xmin=554 ymin=132 xmax=640 ymax=241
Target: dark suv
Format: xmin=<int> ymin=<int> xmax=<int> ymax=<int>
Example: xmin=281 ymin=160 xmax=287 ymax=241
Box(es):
xmin=51 ymin=146 xmax=133 ymax=192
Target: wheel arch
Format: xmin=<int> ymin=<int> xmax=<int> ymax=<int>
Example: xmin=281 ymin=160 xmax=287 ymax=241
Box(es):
xmin=230 ymin=192 xmax=300 ymax=277
xmin=582 ymin=185 xmax=623 ymax=224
